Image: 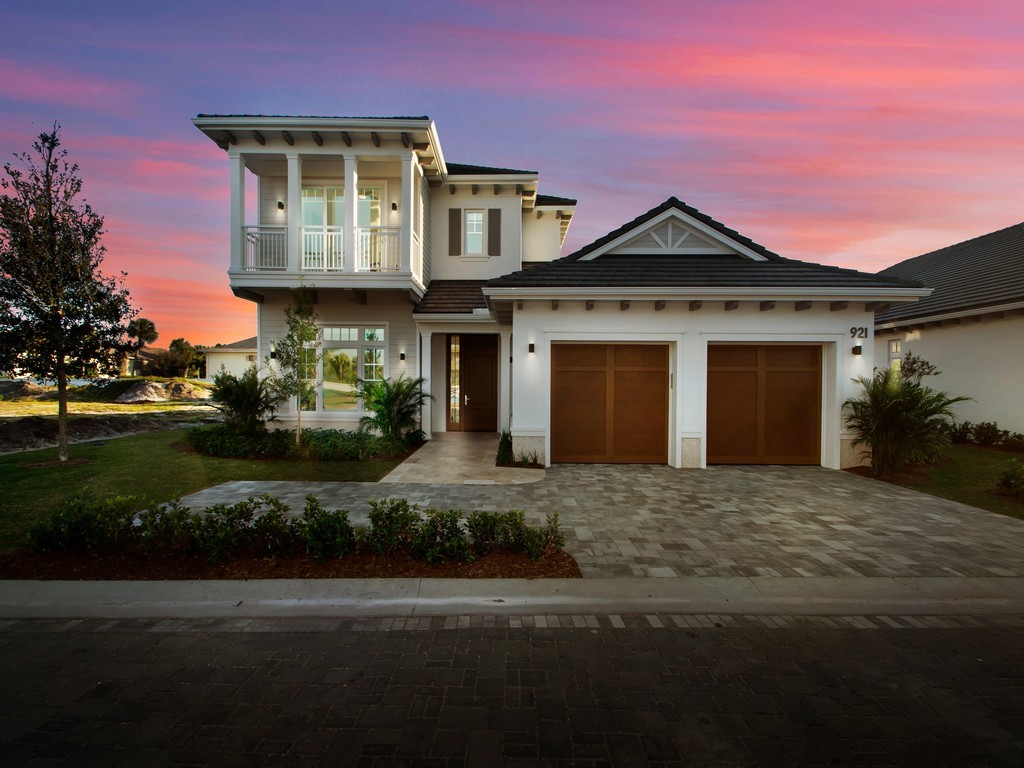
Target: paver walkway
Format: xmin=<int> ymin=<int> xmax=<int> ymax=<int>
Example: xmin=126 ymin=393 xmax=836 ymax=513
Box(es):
xmin=2 ymin=615 xmax=1023 ymax=766
xmin=181 ymin=464 xmax=1024 ymax=580
xmin=380 ymin=432 xmax=544 ymax=484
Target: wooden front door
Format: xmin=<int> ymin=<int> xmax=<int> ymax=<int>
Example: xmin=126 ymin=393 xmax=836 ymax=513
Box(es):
xmin=447 ymin=334 xmax=498 ymax=432
xmin=706 ymin=344 xmax=822 ymax=464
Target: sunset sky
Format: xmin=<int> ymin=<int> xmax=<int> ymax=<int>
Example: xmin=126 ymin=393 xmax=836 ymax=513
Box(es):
xmin=3 ymin=0 xmax=1023 ymax=345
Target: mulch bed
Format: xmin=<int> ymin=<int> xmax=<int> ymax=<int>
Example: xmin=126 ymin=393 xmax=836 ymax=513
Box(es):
xmin=0 ymin=548 xmax=582 ymax=580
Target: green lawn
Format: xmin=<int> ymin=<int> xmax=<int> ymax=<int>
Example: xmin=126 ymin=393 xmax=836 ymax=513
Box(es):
xmin=0 ymin=429 xmax=400 ymax=554
xmin=886 ymin=444 xmax=1024 ymax=521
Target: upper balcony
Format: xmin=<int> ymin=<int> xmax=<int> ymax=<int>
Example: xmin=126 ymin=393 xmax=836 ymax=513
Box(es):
xmin=193 ymin=115 xmax=445 ymax=300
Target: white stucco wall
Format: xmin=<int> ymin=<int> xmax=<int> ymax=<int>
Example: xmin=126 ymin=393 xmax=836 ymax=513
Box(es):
xmin=429 ymin=193 xmax=524 ymax=280
xmin=258 ymin=288 xmax=418 ymax=430
xmin=874 ymin=312 xmax=1024 ymax=432
xmin=204 ymin=350 xmax=257 ymax=381
xmin=510 ymin=300 xmax=877 ymax=469
xmin=522 ymin=210 xmax=564 ymax=263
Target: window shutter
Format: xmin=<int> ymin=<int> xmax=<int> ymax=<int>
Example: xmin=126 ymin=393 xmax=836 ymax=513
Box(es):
xmin=449 ymin=208 xmax=461 ymax=256
xmin=488 ymin=209 xmax=501 ymax=256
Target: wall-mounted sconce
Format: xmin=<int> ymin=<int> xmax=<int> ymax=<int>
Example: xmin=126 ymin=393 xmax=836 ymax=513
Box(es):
xmin=277 ymin=200 xmax=285 ymax=210
xmin=391 ymin=202 xmax=398 ymax=212
xmin=852 ymin=345 xmax=863 ymax=355
xmin=528 ymin=343 xmax=535 ymax=354
xmin=269 ymin=340 xmax=277 ymax=359
xmin=399 ymin=352 xmax=406 ymax=361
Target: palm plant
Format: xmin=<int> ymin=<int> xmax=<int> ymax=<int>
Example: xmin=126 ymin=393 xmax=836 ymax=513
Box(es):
xmin=844 ymin=366 xmax=969 ymax=477
xmin=210 ymin=365 xmax=282 ymax=434
xmin=358 ymin=374 xmax=433 ymax=443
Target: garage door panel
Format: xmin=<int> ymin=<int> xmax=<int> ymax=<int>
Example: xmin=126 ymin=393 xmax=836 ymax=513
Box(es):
xmin=552 ymin=344 xmax=667 ymax=464
xmin=708 ymin=345 xmax=821 ymax=465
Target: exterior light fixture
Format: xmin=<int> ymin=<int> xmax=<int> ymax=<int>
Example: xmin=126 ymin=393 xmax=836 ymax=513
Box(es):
xmin=269 ymin=340 xmax=277 ymax=359
xmin=528 ymin=343 xmax=535 ymax=354
xmin=852 ymin=345 xmax=863 ymax=355
xmin=277 ymin=200 xmax=285 ymax=210
xmin=399 ymin=352 xmax=406 ymax=361
xmin=391 ymin=202 xmax=398 ymax=212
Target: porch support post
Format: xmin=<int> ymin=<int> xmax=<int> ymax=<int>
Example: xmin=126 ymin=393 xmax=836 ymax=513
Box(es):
xmin=343 ymin=153 xmax=358 ymax=273
xmin=286 ymin=153 xmax=301 ymax=273
xmin=229 ymin=152 xmax=245 ymax=270
xmin=499 ymin=330 xmax=512 ymax=432
xmin=400 ymin=153 xmax=415 ymax=275
xmin=419 ymin=330 xmax=433 ymax=439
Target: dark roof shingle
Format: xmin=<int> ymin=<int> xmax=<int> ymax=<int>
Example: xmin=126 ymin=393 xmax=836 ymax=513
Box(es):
xmin=445 ymin=162 xmax=537 ymax=176
xmin=875 ymin=223 xmax=1024 ymax=324
xmin=415 ymin=281 xmax=489 ymax=314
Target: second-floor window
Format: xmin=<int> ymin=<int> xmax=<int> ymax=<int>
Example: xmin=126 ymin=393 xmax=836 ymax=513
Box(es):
xmin=448 ymin=207 xmax=501 ymax=257
xmin=301 ymin=186 xmax=383 ymax=228
xmin=465 ymin=210 xmax=484 ymax=255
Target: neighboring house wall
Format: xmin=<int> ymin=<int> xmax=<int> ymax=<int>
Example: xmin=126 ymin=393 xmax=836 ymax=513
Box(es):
xmin=258 ymin=290 xmax=418 ymax=430
xmin=204 ymin=350 xmax=258 ymax=380
xmin=511 ymin=301 xmax=875 ymax=469
xmin=875 ymin=313 xmax=1024 ymax=432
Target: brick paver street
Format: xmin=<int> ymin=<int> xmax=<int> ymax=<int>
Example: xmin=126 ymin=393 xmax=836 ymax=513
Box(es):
xmin=2 ymin=614 xmax=1023 ymax=766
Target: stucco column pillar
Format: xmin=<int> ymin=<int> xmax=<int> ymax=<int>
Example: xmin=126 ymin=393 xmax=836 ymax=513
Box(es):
xmin=343 ymin=153 xmax=358 ymax=273
xmin=229 ymin=153 xmax=245 ymax=270
xmin=286 ymin=153 xmax=301 ymax=273
xmin=400 ymin=153 xmax=415 ymax=275
xmin=499 ymin=330 xmax=511 ymax=432
xmin=419 ymin=331 xmax=432 ymax=439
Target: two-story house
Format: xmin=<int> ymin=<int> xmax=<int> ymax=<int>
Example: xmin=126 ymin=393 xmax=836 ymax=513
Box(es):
xmin=194 ymin=113 xmax=928 ymax=469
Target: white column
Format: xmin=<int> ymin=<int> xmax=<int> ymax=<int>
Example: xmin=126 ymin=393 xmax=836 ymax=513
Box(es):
xmin=400 ymin=153 xmax=415 ymax=274
xmin=344 ymin=153 xmax=358 ymax=273
xmin=419 ymin=330 xmax=432 ymax=439
xmin=229 ymin=153 xmax=245 ymax=270
xmin=286 ymin=153 xmax=301 ymax=273
xmin=499 ymin=330 xmax=511 ymax=431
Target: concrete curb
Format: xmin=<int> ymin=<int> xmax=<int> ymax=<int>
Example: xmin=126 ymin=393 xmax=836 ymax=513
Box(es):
xmin=3 ymin=576 xmax=1024 ymax=619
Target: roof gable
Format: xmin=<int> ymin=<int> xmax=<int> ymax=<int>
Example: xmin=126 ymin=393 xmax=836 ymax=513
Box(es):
xmin=569 ymin=197 xmax=781 ymax=263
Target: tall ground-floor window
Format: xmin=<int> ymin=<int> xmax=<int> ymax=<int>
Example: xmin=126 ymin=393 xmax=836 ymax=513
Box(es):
xmin=321 ymin=325 xmax=387 ymax=411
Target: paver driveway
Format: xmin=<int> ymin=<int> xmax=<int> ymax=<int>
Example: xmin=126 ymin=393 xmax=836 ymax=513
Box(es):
xmin=181 ymin=465 xmax=1024 ymax=579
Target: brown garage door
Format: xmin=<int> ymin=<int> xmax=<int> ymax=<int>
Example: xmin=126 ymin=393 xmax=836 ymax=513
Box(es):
xmin=551 ymin=344 xmax=668 ymax=464
xmin=707 ymin=345 xmax=821 ymax=465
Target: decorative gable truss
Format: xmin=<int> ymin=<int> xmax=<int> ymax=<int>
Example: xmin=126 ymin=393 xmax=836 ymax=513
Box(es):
xmin=581 ymin=208 xmax=769 ymax=261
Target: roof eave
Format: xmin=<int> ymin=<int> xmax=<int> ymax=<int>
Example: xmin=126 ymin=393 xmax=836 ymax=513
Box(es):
xmin=483 ymin=286 xmax=933 ymax=301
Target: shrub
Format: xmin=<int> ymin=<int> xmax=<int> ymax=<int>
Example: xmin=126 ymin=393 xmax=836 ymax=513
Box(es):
xmin=29 ymin=493 xmax=141 ymax=553
xmin=1002 ymin=432 xmax=1024 ymax=451
xmin=358 ymin=375 xmax=434 ymax=442
xmin=136 ymin=499 xmax=195 ymax=556
xmin=998 ymin=459 xmax=1024 ymax=497
xmin=303 ymin=429 xmax=383 ymax=461
xmin=193 ymin=497 xmax=263 ymax=564
xmin=944 ymin=421 xmax=975 ymax=444
xmin=467 ymin=510 xmax=529 ymax=555
xmin=412 ymin=508 xmax=474 ymax=564
xmin=250 ymin=497 xmax=301 ymax=556
xmin=187 ymin=424 xmax=296 ymax=459
xmin=496 ymin=430 xmax=513 ymax=466
xmin=210 ymin=365 xmax=282 ymax=435
xmin=365 ymin=498 xmax=421 ymax=555
xmin=844 ymin=366 xmax=969 ymax=477
xmin=973 ymin=421 xmax=1006 ymax=446
xmin=300 ymin=495 xmax=356 ymax=562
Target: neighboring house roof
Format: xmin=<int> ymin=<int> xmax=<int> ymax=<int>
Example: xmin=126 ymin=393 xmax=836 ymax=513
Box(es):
xmin=875 ymin=223 xmax=1024 ymax=325
xmin=195 ymin=114 xmax=430 ymax=121
xmin=446 ymin=162 xmax=538 ymax=176
xmin=487 ymin=197 xmax=923 ymax=293
xmin=536 ymin=194 xmax=578 ymax=206
xmin=206 ymin=337 xmax=258 ymax=351
xmin=415 ymin=281 xmax=489 ymax=314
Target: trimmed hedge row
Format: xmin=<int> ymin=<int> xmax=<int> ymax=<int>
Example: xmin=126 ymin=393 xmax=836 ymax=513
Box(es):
xmin=186 ymin=425 xmax=425 ymax=461
xmin=28 ymin=494 xmax=564 ymax=565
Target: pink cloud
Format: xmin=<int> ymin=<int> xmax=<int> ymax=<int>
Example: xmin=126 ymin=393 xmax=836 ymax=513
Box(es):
xmin=0 ymin=57 xmax=144 ymax=113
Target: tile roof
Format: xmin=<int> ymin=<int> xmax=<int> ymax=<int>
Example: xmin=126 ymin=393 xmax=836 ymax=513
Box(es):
xmin=208 ymin=336 xmax=257 ymax=350
xmin=487 ymin=255 xmax=922 ymax=290
xmin=536 ymin=194 xmax=578 ymax=206
xmin=564 ymin=197 xmax=783 ymax=262
xmin=446 ymin=162 xmax=538 ymax=176
xmin=415 ymin=281 xmax=489 ymax=314
xmin=875 ymin=223 xmax=1024 ymax=324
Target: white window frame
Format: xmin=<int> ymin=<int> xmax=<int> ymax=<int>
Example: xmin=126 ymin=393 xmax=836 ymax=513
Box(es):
xmin=888 ymin=339 xmax=902 ymax=369
xmin=464 ymin=209 xmax=485 ymax=256
xmin=318 ymin=324 xmax=388 ymax=413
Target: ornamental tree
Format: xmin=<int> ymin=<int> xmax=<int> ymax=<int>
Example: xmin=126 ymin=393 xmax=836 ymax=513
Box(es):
xmin=267 ymin=286 xmax=321 ymax=444
xmin=0 ymin=125 xmax=140 ymax=461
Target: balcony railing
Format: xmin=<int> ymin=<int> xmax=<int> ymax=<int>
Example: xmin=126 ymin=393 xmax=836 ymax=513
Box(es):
xmin=238 ymin=225 xmax=405 ymax=274
xmin=243 ymin=225 xmax=287 ymax=271
xmin=302 ymin=226 xmax=344 ymax=271
xmin=355 ymin=226 xmax=401 ymax=272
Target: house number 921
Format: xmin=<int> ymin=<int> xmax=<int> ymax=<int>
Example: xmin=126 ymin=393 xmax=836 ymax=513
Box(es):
xmin=850 ymin=326 xmax=868 ymax=339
